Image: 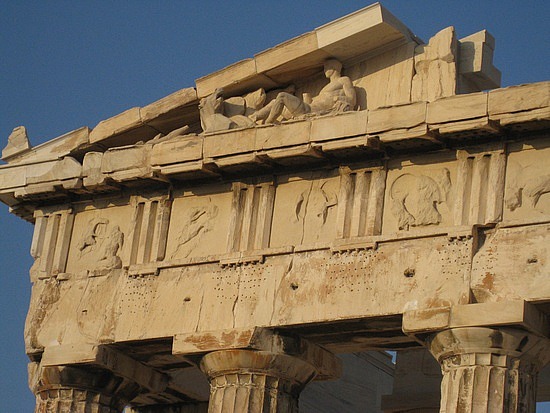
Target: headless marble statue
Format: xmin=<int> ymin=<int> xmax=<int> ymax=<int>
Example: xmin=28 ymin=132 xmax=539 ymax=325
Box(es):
xmin=251 ymin=59 xmax=356 ymax=124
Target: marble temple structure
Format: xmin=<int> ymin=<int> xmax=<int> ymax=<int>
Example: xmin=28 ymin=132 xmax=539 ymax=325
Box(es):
xmin=1 ymin=3 xmax=549 ymax=412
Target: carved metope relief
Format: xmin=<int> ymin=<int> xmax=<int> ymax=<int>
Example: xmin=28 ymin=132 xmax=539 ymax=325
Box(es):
xmin=336 ymin=166 xmax=386 ymax=238
xmin=506 ymin=160 xmax=550 ymax=212
xmin=171 ymin=204 xmax=219 ymax=259
xmin=78 ymin=218 xmax=124 ymax=273
xmin=129 ymin=196 xmax=172 ymax=266
xmin=270 ymin=172 xmax=340 ymax=247
xmin=227 ymin=181 xmax=275 ymax=253
xmin=504 ymin=145 xmax=550 ymax=220
xmin=389 ymin=168 xmax=451 ymax=231
xmin=30 ymin=207 xmax=74 ymax=281
xmin=454 ymin=148 xmax=506 ymax=225
xmin=294 ymin=181 xmax=338 ymax=239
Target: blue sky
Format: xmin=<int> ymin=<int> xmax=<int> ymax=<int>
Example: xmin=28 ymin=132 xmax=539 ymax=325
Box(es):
xmin=1 ymin=1 xmax=549 ymax=411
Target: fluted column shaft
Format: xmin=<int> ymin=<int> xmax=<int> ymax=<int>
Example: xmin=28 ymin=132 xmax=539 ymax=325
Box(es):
xmin=200 ymin=350 xmax=317 ymax=413
xmin=35 ymin=388 xmax=119 ymax=413
xmin=427 ymin=327 xmax=550 ymax=413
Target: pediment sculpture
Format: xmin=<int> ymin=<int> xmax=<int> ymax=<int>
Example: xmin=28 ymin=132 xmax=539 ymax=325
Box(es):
xmin=199 ymin=59 xmax=358 ymax=133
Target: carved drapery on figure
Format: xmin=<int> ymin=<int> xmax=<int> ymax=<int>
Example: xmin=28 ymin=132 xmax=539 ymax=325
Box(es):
xmin=251 ymin=59 xmax=357 ymax=125
xmin=8 ymin=4 xmax=549 ymax=413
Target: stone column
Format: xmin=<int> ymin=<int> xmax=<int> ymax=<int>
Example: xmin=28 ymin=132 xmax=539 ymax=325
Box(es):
xmin=31 ymin=364 xmax=140 ymax=413
xmin=427 ymin=327 xmax=550 ymax=413
xmin=200 ymin=349 xmax=318 ymax=413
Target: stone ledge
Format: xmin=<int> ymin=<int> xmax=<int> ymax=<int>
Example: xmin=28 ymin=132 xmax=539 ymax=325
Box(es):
xmin=85 ymin=226 xmax=480 ymax=282
xmin=88 ymin=88 xmax=199 ymax=148
xmin=427 ymin=92 xmax=487 ymax=124
xmin=368 ymin=102 xmax=426 ymax=133
xmin=488 ymin=81 xmax=549 ymax=116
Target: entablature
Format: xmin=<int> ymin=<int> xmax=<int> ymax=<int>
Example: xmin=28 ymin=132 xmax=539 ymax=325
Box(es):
xmin=1 ymin=81 xmax=548 ymax=221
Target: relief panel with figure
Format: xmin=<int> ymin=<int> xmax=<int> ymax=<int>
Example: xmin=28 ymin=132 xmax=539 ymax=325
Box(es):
xmin=503 ymin=141 xmax=550 ymax=222
xmin=383 ymin=157 xmax=456 ymax=233
xmin=270 ymin=171 xmax=340 ymax=247
xmin=65 ymin=203 xmax=133 ymax=275
xmin=166 ymin=187 xmax=233 ymax=260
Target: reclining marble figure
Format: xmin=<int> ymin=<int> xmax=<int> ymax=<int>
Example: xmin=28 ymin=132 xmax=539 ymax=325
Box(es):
xmin=199 ymin=88 xmax=257 ymax=133
xmin=251 ymin=59 xmax=357 ymax=124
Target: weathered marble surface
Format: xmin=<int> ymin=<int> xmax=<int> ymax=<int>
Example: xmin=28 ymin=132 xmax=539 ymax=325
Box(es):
xmin=1 ymin=3 xmax=548 ymax=412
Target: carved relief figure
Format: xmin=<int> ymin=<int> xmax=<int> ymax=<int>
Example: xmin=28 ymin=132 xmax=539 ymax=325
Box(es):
xmin=97 ymin=225 xmax=123 ymax=271
xmin=293 ymin=181 xmax=338 ymax=243
xmin=250 ymin=59 xmax=357 ymax=124
xmin=390 ymin=168 xmax=451 ymax=230
xmin=199 ymin=88 xmax=256 ymax=133
xmin=78 ymin=218 xmax=124 ymax=271
xmin=505 ymin=160 xmax=550 ymax=212
xmin=172 ymin=205 xmax=219 ymax=258
xmin=79 ymin=218 xmax=109 ymax=256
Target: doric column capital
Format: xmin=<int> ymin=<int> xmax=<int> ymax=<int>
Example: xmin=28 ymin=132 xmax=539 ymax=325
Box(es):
xmin=403 ymin=303 xmax=550 ymax=412
xmin=174 ymin=327 xmax=341 ymax=381
xmin=427 ymin=326 xmax=550 ymax=372
xmin=200 ymin=344 xmax=338 ymax=413
xmin=424 ymin=327 xmax=550 ymax=413
xmin=30 ymin=363 xmax=141 ymax=413
xmin=201 ymin=349 xmax=317 ymax=388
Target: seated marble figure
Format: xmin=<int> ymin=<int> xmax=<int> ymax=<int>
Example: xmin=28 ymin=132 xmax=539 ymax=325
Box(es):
xmin=250 ymin=59 xmax=356 ymax=124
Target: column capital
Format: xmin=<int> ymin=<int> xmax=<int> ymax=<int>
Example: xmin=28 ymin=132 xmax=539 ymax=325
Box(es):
xmin=198 ymin=334 xmax=342 ymax=413
xmin=201 ymin=349 xmax=318 ymax=386
xmin=30 ymin=363 xmax=141 ymax=412
xmin=200 ymin=349 xmax=322 ymax=413
xmin=403 ymin=301 xmax=550 ymax=340
xmin=402 ymin=303 xmax=550 ymax=412
xmin=423 ymin=327 xmax=550 ymax=413
xmin=427 ymin=326 xmax=550 ymax=371
xmin=174 ymin=327 xmax=342 ymax=380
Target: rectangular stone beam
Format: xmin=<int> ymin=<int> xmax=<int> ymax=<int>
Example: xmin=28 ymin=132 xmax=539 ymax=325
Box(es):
xmin=41 ymin=344 xmax=169 ymax=393
xmin=40 ymin=344 xmax=209 ymax=402
xmin=403 ymin=300 xmax=550 ymax=339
